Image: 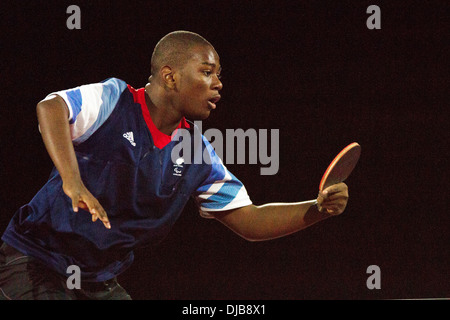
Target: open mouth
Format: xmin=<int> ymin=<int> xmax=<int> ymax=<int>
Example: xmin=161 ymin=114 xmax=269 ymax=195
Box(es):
xmin=207 ymin=95 xmax=221 ymax=109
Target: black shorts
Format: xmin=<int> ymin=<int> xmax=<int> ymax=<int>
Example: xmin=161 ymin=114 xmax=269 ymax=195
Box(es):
xmin=0 ymin=242 xmax=131 ymax=300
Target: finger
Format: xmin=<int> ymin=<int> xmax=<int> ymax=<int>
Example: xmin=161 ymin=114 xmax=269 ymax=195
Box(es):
xmin=316 ymin=200 xmax=325 ymax=213
xmin=322 ymin=197 xmax=346 ymax=207
xmin=325 ymin=203 xmax=346 ymax=214
xmin=322 ymin=186 xmax=341 ymax=196
xmin=323 ymin=183 xmax=347 ymax=196
xmin=95 ymin=206 xmax=110 ymax=226
xmin=318 ymin=189 xmax=329 ymax=199
xmin=326 ymin=208 xmax=338 ymax=215
xmin=316 ymin=190 xmax=329 ymax=212
xmin=82 ymin=195 xmax=110 ymax=229
xmin=90 ymin=207 xmax=111 ymax=229
xmin=324 ymin=204 xmax=341 ymax=214
xmin=322 ymin=203 xmax=341 ymax=211
xmin=78 ymin=202 xmax=89 ymax=210
xmin=321 ymin=198 xmax=346 ymax=206
xmin=71 ymin=196 xmax=79 ymax=213
xmin=316 ymin=196 xmax=324 ymax=211
xmin=317 ymin=190 xmax=329 ymax=207
xmin=326 ymin=193 xmax=348 ymax=201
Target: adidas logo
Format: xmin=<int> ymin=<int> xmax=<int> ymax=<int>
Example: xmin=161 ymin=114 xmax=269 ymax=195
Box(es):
xmin=123 ymin=132 xmax=136 ymax=146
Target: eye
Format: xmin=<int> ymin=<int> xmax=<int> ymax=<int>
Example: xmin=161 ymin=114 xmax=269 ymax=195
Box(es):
xmin=203 ymin=70 xmax=222 ymax=80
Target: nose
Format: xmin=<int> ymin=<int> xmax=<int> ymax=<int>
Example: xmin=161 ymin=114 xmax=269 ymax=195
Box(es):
xmin=212 ymin=75 xmax=223 ymax=91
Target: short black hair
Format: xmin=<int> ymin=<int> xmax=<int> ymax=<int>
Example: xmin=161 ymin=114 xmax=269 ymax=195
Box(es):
xmin=151 ymin=31 xmax=213 ymax=76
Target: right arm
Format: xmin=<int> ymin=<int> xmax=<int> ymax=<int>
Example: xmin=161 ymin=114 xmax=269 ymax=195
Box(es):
xmin=36 ymin=95 xmax=110 ymax=229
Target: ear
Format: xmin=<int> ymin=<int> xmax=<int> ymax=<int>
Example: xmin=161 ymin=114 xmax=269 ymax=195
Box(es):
xmin=160 ymin=66 xmax=176 ymax=89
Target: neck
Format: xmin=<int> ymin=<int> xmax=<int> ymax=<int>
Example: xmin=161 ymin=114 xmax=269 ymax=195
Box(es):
xmin=144 ymin=83 xmax=183 ymax=136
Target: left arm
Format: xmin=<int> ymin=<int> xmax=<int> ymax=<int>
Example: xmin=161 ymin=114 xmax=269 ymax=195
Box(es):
xmin=209 ymin=183 xmax=349 ymax=241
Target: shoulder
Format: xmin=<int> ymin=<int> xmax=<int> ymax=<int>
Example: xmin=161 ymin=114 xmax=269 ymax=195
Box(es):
xmin=100 ymin=77 xmax=128 ymax=89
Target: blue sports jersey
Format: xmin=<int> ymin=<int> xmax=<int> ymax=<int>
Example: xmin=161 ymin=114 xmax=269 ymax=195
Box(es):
xmin=1 ymin=78 xmax=252 ymax=281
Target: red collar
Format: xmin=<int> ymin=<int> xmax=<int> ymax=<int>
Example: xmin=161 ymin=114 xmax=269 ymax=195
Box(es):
xmin=127 ymin=85 xmax=190 ymax=149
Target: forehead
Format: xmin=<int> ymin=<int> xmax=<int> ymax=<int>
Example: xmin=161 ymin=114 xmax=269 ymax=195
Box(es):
xmin=187 ymin=45 xmax=220 ymax=67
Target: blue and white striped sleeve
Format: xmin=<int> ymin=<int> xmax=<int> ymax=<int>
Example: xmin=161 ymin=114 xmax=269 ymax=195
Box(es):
xmin=47 ymin=78 xmax=127 ymax=144
xmin=195 ymin=137 xmax=252 ymax=218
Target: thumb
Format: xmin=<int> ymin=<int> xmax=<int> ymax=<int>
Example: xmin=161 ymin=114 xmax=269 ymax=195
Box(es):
xmin=71 ymin=195 xmax=79 ymax=213
xmin=316 ymin=190 xmax=329 ymax=212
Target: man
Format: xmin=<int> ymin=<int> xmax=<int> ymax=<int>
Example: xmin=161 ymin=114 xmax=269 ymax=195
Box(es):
xmin=0 ymin=31 xmax=349 ymax=300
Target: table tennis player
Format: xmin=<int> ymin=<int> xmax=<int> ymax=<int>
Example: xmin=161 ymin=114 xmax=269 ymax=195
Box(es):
xmin=0 ymin=31 xmax=349 ymax=300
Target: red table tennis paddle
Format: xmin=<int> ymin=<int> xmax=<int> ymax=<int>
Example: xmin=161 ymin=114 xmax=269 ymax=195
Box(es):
xmin=319 ymin=142 xmax=361 ymax=191
xmin=309 ymin=142 xmax=361 ymax=205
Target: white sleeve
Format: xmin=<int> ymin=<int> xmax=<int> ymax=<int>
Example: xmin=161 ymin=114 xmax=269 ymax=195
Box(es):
xmin=194 ymin=136 xmax=252 ymax=218
xmin=47 ymin=78 xmax=127 ymax=144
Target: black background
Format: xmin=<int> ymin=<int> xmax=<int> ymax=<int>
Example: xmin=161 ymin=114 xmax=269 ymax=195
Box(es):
xmin=0 ymin=0 xmax=448 ymax=300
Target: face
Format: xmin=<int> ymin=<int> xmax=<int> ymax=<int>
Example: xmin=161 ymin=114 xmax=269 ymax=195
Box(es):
xmin=173 ymin=45 xmax=223 ymax=120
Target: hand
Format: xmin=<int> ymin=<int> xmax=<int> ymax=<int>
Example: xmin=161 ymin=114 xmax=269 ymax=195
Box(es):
xmin=63 ymin=178 xmax=111 ymax=229
xmin=316 ymin=183 xmax=349 ymax=215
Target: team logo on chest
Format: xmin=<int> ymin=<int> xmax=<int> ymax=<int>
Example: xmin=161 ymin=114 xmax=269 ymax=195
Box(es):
xmin=173 ymin=157 xmax=184 ymax=176
xmin=123 ymin=131 xmax=136 ymax=147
